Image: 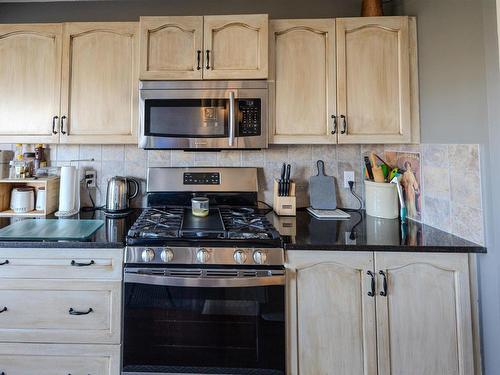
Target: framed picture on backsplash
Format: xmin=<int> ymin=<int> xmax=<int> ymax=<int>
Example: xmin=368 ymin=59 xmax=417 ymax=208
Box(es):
xmin=384 ymin=151 xmax=422 ymax=222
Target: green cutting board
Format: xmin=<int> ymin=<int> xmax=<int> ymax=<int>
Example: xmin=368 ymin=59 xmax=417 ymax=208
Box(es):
xmin=0 ymin=219 xmax=104 ymax=241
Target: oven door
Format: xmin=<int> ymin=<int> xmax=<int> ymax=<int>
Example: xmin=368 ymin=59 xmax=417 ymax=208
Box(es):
xmin=139 ymin=84 xmax=268 ymax=150
xmin=123 ymin=267 xmax=285 ymax=375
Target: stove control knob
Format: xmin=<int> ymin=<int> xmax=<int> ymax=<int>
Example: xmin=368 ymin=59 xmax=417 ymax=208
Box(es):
xmin=141 ymin=248 xmax=155 ymax=263
xmin=233 ymin=250 xmax=247 ymax=264
xmin=160 ymin=248 xmax=174 ymax=263
xmin=196 ymin=248 xmax=210 ymax=263
xmin=253 ymin=250 xmax=268 ymax=265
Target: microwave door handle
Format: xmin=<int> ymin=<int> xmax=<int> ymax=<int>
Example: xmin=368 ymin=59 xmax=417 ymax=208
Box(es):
xmin=228 ymin=91 xmax=236 ymax=147
xmin=124 ymin=272 xmax=285 ymax=288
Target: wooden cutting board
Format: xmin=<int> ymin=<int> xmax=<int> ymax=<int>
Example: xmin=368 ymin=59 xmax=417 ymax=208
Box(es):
xmin=309 ymin=160 xmax=337 ymax=210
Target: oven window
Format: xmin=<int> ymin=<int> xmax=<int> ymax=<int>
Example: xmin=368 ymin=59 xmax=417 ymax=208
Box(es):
xmin=123 ymin=283 xmax=285 ymax=374
xmin=145 ymin=99 xmax=228 ymax=138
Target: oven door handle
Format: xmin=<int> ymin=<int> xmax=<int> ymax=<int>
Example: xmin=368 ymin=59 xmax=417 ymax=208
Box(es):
xmin=124 ymin=272 xmax=285 ymax=288
xmin=228 ymin=90 xmax=236 ymax=147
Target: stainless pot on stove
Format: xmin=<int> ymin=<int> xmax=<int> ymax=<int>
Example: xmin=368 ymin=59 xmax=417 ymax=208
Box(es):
xmin=105 ymin=176 xmax=140 ymax=212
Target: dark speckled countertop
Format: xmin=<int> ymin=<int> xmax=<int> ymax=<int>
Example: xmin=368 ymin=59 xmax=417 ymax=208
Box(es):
xmin=276 ymin=210 xmax=486 ymax=253
xmin=0 ymin=209 xmax=141 ymax=248
xmin=0 ymin=208 xmax=486 ymax=253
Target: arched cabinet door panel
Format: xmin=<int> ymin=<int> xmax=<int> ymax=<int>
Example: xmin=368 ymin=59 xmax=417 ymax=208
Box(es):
xmin=269 ymin=19 xmax=337 ymax=145
xmin=336 ymin=17 xmax=412 ymax=144
xmin=286 ymin=251 xmax=377 ymax=375
xmin=203 ymin=14 xmax=268 ymax=79
xmin=60 ymin=22 xmax=139 ymax=144
xmin=375 ymin=253 xmax=474 ymax=375
xmin=0 ymin=24 xmax=62 ymax=144
xmin=139 ymin=16 xmax=203 ymax=80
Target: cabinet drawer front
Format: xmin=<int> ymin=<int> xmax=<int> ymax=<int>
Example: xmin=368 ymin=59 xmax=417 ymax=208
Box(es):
xmin=0 ymin=248 xmax=123 ymax=280
xmin=0 ymin=279 xmax=121 ymax=344
xmin=0 ymin=342 xmax=120 ymax=375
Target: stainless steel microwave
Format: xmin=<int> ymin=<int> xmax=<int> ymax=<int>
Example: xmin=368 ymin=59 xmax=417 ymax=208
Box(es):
xmin=139 ymin=80 xmax=268 ymax=150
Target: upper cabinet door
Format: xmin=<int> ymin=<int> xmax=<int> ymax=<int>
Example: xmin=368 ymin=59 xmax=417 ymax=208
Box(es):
xmin=139 ymin=16 xmax=203 ymax=80
xmin=203 ymin=14 xmax=268 ymax=79
xmin=286 ymin=251 xmax=377 ymax=375
xmin=269 ymin=19 xmax=336 ymax=144
xmin=60 ymin=22 xmax=139 ymax=144
xmin=375 ymin=253 xmax=474 ymax=375
xmin=0 ymin=24 xmax=62 ymax=144
xmin=336 ymin=17 xmax=412 ymax=144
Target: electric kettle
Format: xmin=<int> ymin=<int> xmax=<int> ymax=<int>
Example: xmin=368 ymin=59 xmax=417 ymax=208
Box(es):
xmin=105 ymin=176 xmax=140 ymax=213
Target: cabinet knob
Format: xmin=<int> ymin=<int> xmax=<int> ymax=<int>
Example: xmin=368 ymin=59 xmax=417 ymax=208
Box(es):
xmin=331 ymin=115 xmax=337 ymax=135
xmin=367 ymin=270 xmax=375 ymax=297
xmin=196 ymin=50 xmax=201 ymax=70
xmin=0 ymin=307 xmax=7 ymax=314
xmin=206 ymin=50 xmax=211 ymax=70
xmin=68 ymin=307 xmax=93 ymax=315
xmin=340 ymin=115 xmax=347 ymax=134
xmin=0 ymin=260 xmax=8 ymax=266
xmin=379 ymin=270 xmax=388 ymax=296
xmin=52 ymin=116 xmax=59 ymax=134
xmin=60 ymin=115 xmax=67 ymax=135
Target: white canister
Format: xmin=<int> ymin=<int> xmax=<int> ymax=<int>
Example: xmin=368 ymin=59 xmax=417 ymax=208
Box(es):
xmin=36 ymin=188 xmax=46 ymax=211
xmin=364 ymin=180 xmax=399 ymax=219
xmin=10 ymin=187 xmax=35 ymax=213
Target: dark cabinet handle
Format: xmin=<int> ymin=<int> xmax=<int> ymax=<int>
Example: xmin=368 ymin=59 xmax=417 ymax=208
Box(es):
xmin=0 ymin=307 xmax=7 ymax=313
xmin=0 ymin=260 xmax=8 ymax=266
xmin=69 ymin=307 xmax=93 ymax=315
xmin=52 ymin=116 xmax=59 ymax=134
xmin=196 ymin=50 xmax=201 ymax=70
xmin=367 ymin=271 xmax=375 ymax=297
xmin=340 ymin=115 xmax=347 ymax=134
xmin=379 ymin=270 xmax=388 ymax=296
xmin=60 ymin=115 xmax=67 ymax=135
xmin=206 ymin=49 xmax=210 ymax=70
xmin=71 ymin=260 xmax=95 ymax=267
xmin=331 ymin=115 xmax=337 ymax=135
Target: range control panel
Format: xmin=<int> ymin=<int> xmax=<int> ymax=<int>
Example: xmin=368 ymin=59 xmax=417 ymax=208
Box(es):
xmin=183 ymin=172 xmax=220 ymax=185
xmin=238 ymin=99 xmax=261 ymax=136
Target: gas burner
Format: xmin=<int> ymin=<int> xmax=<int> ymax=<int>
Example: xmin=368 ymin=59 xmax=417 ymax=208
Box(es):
xmin=228 ymin=207 xmax=255 ymax=216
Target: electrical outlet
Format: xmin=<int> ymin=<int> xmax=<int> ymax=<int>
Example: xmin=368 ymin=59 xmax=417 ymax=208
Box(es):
xmin=343 ymin=171 xmax=355 ymax=188
xmin=85 ymin=170 xmax=97 ymax=188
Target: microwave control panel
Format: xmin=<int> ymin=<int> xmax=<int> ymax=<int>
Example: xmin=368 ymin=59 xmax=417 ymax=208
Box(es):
xmin=238 ymin=99 xmax=261 ymax=136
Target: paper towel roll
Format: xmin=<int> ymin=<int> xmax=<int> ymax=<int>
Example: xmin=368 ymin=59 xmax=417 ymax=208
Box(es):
xmin=59 ymin=166 xmax=77 ymax=212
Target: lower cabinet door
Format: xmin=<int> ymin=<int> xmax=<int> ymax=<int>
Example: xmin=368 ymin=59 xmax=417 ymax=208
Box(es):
xmin=286 ymin=251 xmax=377 ymax=375
xmin=0 ymin=343 xmax=120 ymax=375
xmin=375 ymin=253 xmax=474 ymax=375
xmin=0 ymin=279 xmax=121 ymax=344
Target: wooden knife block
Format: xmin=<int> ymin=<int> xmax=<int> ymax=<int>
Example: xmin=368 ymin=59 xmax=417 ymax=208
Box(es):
xmin=273 ymin=179 xmax=296 ymax=216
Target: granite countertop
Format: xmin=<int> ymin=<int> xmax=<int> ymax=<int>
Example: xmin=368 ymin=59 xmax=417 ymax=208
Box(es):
xmin=0 ymin=209 xmax=141 ymax=249
xmin=0 ymin=208 xmax=486 ymax=253
xmin=276 ymin=210 xmax=486 ymax=253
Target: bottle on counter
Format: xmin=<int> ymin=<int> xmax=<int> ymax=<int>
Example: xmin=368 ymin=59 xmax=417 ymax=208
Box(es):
xmin=23 ymin=152 xmax=35 ymax=178
xmin=14 ymin=144 xmax=23 ymax=159
xmin=13 ymin=154 xmax=26 ymax=179
xmin=34 ymin=144 xmax=45 ymax=170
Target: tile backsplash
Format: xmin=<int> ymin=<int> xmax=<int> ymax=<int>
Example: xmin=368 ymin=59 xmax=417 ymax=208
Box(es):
xmin=0 ymin=143 xmax=485 ymax=245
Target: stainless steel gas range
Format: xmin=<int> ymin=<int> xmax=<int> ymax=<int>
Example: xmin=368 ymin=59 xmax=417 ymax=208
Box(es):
xmin=122 ymin=167 xmax=285 ymax=375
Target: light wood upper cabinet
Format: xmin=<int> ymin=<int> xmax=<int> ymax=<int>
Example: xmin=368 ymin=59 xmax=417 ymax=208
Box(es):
xmin=139 ymin=16 xmax=203 ymax=80
xmin=60 ymin=22 xmax=139 ymax=144
xmin=269 ymin=19 xmax=336 ymax=144
xmin=0 ymin=24 xmax=62 ymax=144
xmin=375 ymin=252 xmax=474 ymax=375
xmin=336 ymin=17 xmax=412 ymax=144
xmin=286 ymin=251 xmax=377 ymax=375
xmin=203 ymin=14 xmax=268 ymax=79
